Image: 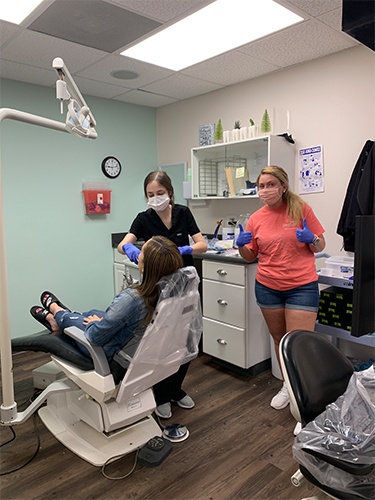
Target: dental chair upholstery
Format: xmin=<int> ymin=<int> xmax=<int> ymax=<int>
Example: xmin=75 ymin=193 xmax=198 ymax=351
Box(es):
xmin=11 ymin=266 xmax=202 ymax=466
xmin=280 ymin=330 xmax=375 ymax=499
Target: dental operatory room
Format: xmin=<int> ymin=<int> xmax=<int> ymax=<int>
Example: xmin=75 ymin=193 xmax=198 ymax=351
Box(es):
xmin=1 ymin=0 xmax=375 ymax=499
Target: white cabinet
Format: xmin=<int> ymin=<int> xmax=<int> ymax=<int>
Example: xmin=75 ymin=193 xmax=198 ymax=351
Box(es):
xmin=113 ymin=249 xmax=141 ymax=295
xmin=191 ymin=135 xmax=294 ymax=199
xmin=202 ymin=260 xmax=270 ymax=370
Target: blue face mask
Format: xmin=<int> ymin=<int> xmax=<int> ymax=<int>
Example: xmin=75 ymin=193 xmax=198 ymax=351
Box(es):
xmin=147 ymin=194 xmax=170 ymax=212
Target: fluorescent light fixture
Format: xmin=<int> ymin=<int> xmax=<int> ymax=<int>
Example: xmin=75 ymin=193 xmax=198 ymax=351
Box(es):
xmin=121 ymin=0 xmax=303 ymax=71
xmin=0 ymin=0 xmax=44 ymax=24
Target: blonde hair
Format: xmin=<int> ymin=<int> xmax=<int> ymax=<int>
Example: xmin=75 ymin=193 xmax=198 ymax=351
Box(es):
xmin=256 ymin=165 xmax=305 ymax=226
xmin=135 ymin=236 xmax=183 ymax=322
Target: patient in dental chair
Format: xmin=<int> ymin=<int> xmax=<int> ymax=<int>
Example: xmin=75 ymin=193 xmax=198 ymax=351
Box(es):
xmin=30 ymin=236 xmax=182 ymax=360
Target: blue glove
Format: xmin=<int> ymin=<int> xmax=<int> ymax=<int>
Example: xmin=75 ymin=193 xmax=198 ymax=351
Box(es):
xmin=178 ymin=245 xmax=193 ymax=256
xmin=122 ymin=243 xmax=141 ymax=264
xmin=296 ymin=218 xmax=314 ymax=244
xmin=236 ymin=224 xmax=252 ymax=248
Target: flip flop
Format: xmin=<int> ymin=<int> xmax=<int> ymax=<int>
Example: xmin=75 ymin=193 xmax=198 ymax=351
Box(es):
xmin=30 ymin=306 xmax=52 ymax=332
xmin=40 ymin=291 xmax=70 ymax=312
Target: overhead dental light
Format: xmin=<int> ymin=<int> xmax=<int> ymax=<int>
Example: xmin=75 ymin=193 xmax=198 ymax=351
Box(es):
xmin=53 ymin=57 xmax=97 ymax=139
xmin=0 ymin=57 xmax=97 ymax=427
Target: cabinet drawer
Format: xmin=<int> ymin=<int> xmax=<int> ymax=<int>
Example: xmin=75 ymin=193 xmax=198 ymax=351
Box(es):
xmin=203 ymin=260 xmax=245 ymax=285
xmin=203 ymin=279 xmax=245 ymax=328
xmin=203 ymin=317 xmax=247 ymax=368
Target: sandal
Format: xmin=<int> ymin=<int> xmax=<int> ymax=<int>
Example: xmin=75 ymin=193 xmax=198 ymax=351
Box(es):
xmin=40 ymin=291 xmax=70 ymax=312
xmin=30 ymin=306 xmax=52 ymax=332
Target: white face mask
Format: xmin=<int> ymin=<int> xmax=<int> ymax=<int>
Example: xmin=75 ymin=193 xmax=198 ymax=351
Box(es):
xmin=147 ymin=194 xmax=170 ymax=212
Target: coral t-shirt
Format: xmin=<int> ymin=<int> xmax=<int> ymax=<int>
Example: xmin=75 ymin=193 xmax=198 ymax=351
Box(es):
xmin=246 ymin=203 xmax=325 ymax=291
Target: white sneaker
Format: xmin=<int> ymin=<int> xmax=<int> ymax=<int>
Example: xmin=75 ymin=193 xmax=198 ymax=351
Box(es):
xmin=270 ymin=382 xmax=290 ymax=409
xmin=293 ymin=422 xmax=302 ymax=435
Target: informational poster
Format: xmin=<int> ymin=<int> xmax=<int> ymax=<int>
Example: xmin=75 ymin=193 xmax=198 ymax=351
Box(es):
xmin=198 ymin=123 xmax=214 ymax=146
xmin=298 ymin=145 xmax=324 ymax=194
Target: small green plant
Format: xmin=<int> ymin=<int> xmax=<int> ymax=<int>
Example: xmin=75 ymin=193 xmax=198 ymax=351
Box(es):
xmin=214 ymin=118 xmax=223 ymax=142
xmin=260 ymin=109 xmax=271 ymax=134
xmin=234 ymin=120 xmax=241 ymax=129
xmin=249 ymin=118 xmax=255 ymax=126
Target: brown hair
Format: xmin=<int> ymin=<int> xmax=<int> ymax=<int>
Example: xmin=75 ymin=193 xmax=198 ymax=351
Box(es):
xmin=143 ymin=171 xmax=175 ymax=206
xmin=135 ymin=236 xmax=183 ymax=322
xmin=256 ymin=165 xmax=305 ymax=226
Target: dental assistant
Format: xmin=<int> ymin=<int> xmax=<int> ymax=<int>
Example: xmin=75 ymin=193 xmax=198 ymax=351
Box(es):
xmin=237 ymin=166 xmax=325 ymax=427
xmin=118 ymin=170 xmax=207 ymax=267
xmin=118 ymin=170 xmax=207 ymax=419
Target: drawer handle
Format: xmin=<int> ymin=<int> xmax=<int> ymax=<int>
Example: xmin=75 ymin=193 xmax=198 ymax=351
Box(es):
xmin=217 ymin=299 xmax=228 ymax=306
xmin=217 ymin=269 xmax=227 ymax=276
xmin=217 ymin=339 xmax=227 ymax=345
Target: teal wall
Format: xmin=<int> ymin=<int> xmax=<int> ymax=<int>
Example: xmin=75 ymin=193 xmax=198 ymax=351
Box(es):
xmin=0 ymin=79 xmax=157 ymax=338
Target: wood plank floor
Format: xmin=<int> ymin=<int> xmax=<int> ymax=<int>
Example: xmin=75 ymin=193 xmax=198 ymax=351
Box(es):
xmin=1 ymin=351 xmax=319 ymax=500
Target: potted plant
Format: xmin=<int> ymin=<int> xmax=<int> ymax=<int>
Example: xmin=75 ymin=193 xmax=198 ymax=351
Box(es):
xmin=214 ymin=118 xmax=223 ymax=143
xmin=260 ymin=109 xmax=272 ymax=134
xmin=233 ymin=120 xmax=241 ymax=141
xmin=248 ymin=118 xmax=256 ymax=138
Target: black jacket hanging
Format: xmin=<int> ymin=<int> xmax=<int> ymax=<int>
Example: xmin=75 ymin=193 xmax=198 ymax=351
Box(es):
xmin=337 ymin=140 xmax=375 ymax=252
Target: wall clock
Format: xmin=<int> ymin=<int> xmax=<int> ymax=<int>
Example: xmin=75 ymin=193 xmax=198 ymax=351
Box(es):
xmin=101 ymin=156 xmax=121 ymax=179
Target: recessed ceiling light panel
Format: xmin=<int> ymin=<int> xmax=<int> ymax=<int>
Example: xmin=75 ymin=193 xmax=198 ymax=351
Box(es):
xmin=121 ymin=0 xmax=304 ymax=71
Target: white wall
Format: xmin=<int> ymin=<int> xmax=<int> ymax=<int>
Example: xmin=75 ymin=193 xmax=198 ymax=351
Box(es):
xmin=156 ymin=46 xmax=375 ymax=257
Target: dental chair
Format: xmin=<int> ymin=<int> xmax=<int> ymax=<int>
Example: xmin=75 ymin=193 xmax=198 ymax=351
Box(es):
xmin=10 ymin=266 xmax=202 ymax=466
xmin=280 ymin=330 xmax=375 ymax=499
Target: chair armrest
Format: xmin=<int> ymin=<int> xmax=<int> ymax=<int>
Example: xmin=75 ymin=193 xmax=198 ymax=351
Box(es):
xmin=64 ymin=326 xmax=111 ymax=376
xmin=302 ymin=447 xmax=374 ymax=476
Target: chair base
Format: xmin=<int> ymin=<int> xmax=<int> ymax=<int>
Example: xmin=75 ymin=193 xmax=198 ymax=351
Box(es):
xmin=39 ymin=405 xmax=162 ymax=466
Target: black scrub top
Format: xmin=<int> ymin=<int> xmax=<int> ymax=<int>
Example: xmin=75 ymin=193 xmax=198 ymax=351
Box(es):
xmin=129 ymin=204 xmax=200 ymax=266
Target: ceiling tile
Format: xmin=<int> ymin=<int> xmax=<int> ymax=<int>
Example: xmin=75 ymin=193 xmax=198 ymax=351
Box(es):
xmin=183 ymin=51 xmax=280 ymax=86
xmin=72 ymin=75 xmax=133 ymax=99
xmin=76 ymin=54 xmax=174 ymax=88
xmin=27 ymin=0 xmax=161 ymax=52
xmin=0 ymin=29 xmax=107 ymax=72
xmin=113 ymin=88 xmax=178 ymax=107
xmin=283 ymin=0 xmax=342 ymax=17
xmin=238 ymin=18 xmax=357 ymax=68
xmin=105 ymin=0 xmax=213 ymax=23
xmin=0 ymin=59 xmax=57 ymax=87
xmin=142 ymin=73 xmax=222 ymax=99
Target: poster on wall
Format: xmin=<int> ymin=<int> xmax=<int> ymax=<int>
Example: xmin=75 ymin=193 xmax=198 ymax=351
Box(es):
xmin=298 ymin=145 xmax=324 ymax=194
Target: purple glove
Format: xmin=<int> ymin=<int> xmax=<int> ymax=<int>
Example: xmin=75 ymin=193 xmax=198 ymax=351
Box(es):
xmin=236 ymin=224 xmax=252 ymax=248
xmin=296 ymin=218 xmax=314 ymax=244
xmin=122 ymin=243 xmax=141 ymax=264
xmin=178 ymin=245 xmax=193 ymax=256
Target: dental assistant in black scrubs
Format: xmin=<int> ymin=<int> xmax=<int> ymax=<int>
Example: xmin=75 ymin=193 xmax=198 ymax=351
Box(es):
xmin=118 ymin=170 xmax=207 ymax=418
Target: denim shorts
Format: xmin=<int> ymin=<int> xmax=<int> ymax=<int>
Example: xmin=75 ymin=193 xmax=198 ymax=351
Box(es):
xmin=255 ymin=280 xmax=319 ymax=312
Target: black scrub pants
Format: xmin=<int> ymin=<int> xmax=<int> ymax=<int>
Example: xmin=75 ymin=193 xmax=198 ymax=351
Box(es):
xmin=153 ymin=361 xmax=190 ymax=405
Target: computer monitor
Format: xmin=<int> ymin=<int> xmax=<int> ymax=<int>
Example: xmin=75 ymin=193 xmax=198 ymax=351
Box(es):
xmin=351 ymin=215 xmax=375 ymax=337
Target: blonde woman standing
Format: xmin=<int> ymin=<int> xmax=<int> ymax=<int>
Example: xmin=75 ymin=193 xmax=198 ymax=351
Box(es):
xmin=237 ymin=166 xmax=325 ymax=432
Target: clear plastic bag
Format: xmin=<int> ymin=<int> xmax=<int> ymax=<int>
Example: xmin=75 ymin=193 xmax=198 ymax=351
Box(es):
xmin=293 ymin=365 xmax=375 ymax=498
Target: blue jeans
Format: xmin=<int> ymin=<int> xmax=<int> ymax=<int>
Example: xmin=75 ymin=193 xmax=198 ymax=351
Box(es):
xmin=55 ymin=309 xmax=104 ymax=356
xmin=255 ymin=280 xmax=319 ymax=313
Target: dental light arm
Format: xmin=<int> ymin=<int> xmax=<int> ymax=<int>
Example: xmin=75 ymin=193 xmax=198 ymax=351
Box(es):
xmin=53 ymin=57 xmax=97 ymax=139
xmin=0 ymin=57 xmax=97 ymax=426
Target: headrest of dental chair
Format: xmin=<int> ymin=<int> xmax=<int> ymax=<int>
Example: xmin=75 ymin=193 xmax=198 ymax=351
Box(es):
xmin=11 ymin=330 xmax=94 ymax=370
xmin=280 ymin=330 xmax=354 ymax=425
xmin=157 ymin=266 xmax=198 ymax=299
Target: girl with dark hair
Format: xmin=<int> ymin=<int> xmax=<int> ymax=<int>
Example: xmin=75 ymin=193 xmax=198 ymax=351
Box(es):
xmin=117 ymin=171 xmax=207 ymax=418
